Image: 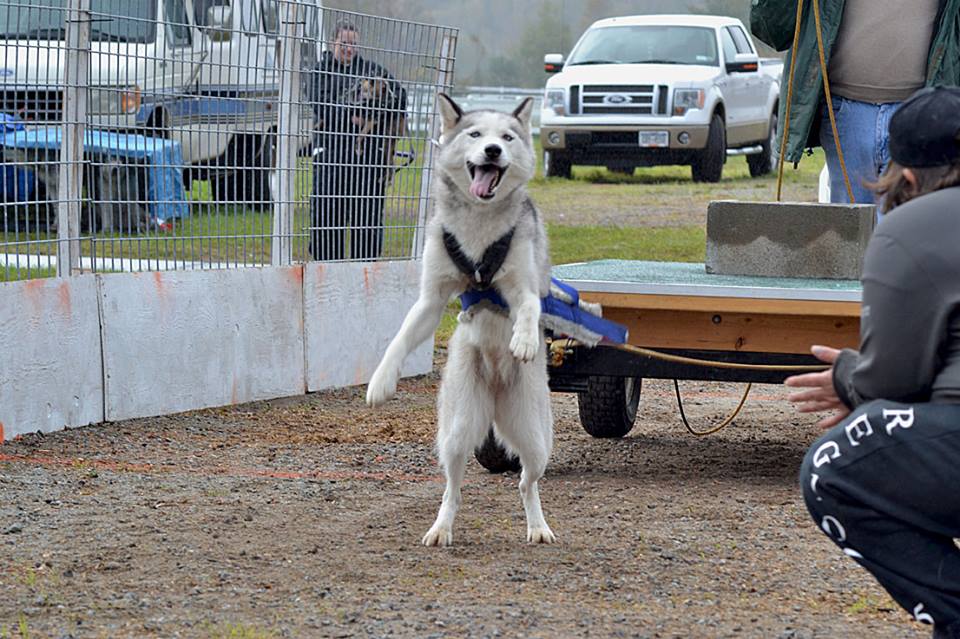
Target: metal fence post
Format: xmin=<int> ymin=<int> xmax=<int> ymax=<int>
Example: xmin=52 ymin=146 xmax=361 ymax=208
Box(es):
xmin=272 ymin=0 xmax=305 ymax=267
xmin=413 ymin=33 xmax=457 ymax=258
xmin=57 ymin=0 xmax=90 ymax=277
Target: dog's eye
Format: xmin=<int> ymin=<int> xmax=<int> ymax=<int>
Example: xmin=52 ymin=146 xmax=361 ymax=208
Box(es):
xmin=503 ymin=133 xmax=514 ymax=142
xmin=468 ymin=131 xmax=481 ymax=138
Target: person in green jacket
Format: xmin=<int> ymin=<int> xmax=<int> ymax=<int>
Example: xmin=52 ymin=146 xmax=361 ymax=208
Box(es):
xmin=750 ymin=0 xmax=960 ymax=204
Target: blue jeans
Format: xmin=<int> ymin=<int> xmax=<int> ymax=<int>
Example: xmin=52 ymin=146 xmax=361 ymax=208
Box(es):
xmin=820 ymin=96 xmax=902 ymax=205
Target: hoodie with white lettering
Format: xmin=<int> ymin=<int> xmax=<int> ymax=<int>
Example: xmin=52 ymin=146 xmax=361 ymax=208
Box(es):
xmin=833 ymin=186 xmax=960 ymax=408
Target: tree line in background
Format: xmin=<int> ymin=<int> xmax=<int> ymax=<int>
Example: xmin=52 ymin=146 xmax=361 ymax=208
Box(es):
xmin=324 ymin=0 xmax=778 ymax=89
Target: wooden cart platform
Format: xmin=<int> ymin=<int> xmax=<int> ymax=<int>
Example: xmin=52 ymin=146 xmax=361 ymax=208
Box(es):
xmin=548 ymin=260 xmax=861 ymax=401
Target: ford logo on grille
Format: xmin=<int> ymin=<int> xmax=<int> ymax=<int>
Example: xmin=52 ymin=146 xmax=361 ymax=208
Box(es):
xmin=603 ymin=94 xmax=629 ymax=105
xmin=0 ymin=69 xmax=14 ymax=78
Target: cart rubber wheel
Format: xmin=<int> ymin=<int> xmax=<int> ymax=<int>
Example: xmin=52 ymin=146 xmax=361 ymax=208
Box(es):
xmin=577 ymin=376 xmax=642 ymax=438
xmin=474 ymin=428 xmax=522 ymax=474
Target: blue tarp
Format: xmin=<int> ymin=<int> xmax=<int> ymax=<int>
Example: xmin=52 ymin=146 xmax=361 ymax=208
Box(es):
xmin=0 ymin=126 xmax=189 ymax=220
xmin=0 ymin=114 xmax=36 ymax=202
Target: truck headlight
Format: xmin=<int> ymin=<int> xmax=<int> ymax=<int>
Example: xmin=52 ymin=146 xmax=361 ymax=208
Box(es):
xmin=673 ymin=88 xmax=704 ymax=116
xmin=544 ymin=88 xmax=565 ymax=115
xmin=89 ymin=86 xmax=142 ymax=116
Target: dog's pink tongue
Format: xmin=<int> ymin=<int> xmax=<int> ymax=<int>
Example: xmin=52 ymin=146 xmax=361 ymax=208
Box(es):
xmin=470 ymin=166 xmax=497 ymax=198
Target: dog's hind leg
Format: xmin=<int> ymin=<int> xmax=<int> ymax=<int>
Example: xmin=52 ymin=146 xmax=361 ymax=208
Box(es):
xmin=494 ymin=360 xmax=555 ymax=544
xmin=423 ymin=342 xmax=491 ymax=547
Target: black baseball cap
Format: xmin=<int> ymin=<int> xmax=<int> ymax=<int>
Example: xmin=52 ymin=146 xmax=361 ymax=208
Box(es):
xmin=889 ymin=86 xmax=960 ymax=168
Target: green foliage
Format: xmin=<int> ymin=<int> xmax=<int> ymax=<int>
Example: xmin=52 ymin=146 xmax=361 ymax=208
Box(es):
xmin=471 ymin=1 xmax=572 ymax=88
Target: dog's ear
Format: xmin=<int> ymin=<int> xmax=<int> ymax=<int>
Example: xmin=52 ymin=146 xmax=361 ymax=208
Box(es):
xmin=437 ymin=93 xmax=463 ymax=133
xmin=512 ymin=97 xmax=534 ymax=130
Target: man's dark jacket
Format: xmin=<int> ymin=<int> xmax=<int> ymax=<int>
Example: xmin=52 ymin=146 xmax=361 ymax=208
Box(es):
xmin=308 ymin=50 xmax=406 ymax=167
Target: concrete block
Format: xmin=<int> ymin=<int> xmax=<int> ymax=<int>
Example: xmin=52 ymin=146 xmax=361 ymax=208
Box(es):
xmin=706 ymin=201 xmax=876 ymax=280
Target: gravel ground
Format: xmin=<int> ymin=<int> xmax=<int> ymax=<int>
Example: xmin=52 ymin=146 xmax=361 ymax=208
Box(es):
xmin=0 ymin=368 xmax=924 ymax=639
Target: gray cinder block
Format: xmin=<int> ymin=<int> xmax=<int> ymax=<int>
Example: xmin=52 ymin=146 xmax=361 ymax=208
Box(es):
xmin=706 ymin=201 xmax=876 ymax=280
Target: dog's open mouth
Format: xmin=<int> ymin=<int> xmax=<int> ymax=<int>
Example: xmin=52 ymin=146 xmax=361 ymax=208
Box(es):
xmin=467 ymin=162 xmax=506 ymax=200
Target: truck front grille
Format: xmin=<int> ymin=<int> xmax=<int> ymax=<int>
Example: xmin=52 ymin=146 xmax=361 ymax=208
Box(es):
xmin=571 ymin=84 xmax=670 ymax=116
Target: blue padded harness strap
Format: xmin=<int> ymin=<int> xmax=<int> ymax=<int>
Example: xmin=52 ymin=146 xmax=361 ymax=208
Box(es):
xmin=458 ymin=277 xmax=627 ymax=345
xmin=549 ymin=277 xmax=579 ymax=305
xmin=459 ymin=287 xmax=507 ymax=310
xmin=540 ymin=293 xmax=628 ymax=345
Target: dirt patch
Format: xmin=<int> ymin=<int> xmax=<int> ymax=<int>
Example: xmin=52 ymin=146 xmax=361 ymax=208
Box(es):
xmin=0 ymin=369 xmax=922 ymax=638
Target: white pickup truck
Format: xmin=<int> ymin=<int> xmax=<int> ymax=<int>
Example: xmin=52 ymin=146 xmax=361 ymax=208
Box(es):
xmin=540 ymin=14 xmax=781 ymax=182
xmin=0 ymin=0 xmax=323 ymax=204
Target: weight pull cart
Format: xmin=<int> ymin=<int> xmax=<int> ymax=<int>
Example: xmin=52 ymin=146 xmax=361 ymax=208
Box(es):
xmin=473 ymin=259 xmax=861 ymax=473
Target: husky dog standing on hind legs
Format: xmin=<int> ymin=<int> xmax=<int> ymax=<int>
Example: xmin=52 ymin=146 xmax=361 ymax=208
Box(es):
xmin=366 ymin=93 xmax=555 ymax=546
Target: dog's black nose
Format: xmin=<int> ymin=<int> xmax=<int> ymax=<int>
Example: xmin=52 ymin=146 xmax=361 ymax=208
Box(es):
xmin=484 ymin=144 xmax=502 ymax=160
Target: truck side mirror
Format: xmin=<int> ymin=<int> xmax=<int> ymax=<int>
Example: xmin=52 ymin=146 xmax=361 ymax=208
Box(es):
xmin=206 ymin=6 xmax=233 ymax=42
xmin=544 ymin=53 xmax=564 ymax=74
xmin=726 ymin=52 xmax=759 ymax=74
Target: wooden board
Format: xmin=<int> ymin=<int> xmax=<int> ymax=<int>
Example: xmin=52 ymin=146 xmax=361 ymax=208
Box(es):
xmin=602 ymin=306 xmax=860 ymax=354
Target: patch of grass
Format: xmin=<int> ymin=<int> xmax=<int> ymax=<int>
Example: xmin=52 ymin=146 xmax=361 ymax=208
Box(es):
xmin=205 ymin=623 xmax=277 ymax=639
xmin=1 ymin=265 xmax=56 ymax=282
xmin=847 ymin=595 xmax=882 ymax=614
xmin=528 ymin=138 xmax=826 ymax=228
xmin=5 ymin=614 xmax=30 ymax=639
xmin=436 ymin=302 xmax=460 ymax=346
xmin=549 ymin=224 xmax=704 ymax=265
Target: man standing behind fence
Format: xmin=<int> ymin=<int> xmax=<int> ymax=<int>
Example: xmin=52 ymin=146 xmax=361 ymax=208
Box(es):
xmin=308 ymin=19 xmax=406 ymax=261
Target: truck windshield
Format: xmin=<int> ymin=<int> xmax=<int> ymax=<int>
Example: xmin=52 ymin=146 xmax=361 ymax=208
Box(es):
xmin=567 ymin=25 xmax=719 ymax=67
xmin=0 ymin=0 xmax=157 ymax=43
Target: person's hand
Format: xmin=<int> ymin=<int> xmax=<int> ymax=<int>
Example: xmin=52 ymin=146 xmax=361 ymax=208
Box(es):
xmin=784 ymin=345 xmax=850 ymax=429
xmin=351 ymin=115 xmax=366 ymax=128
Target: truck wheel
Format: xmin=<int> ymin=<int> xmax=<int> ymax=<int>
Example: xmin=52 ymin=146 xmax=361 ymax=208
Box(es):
xmin=577 ymin=376 xmax=642 ymax=438
xmin=543 ymin=150 xmax=572 ymax=179
xmin=474 ymin=428 xmax=522 ymax=473
xmin=211 ymin=134 xmax=274 ymax=209
xmin=691 ymin=114 xmax=725 ymax=183
xmin=748 ymin=111 xmax=778 ymax=177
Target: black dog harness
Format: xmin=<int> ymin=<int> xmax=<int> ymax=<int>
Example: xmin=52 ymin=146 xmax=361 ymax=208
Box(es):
xmin=442 ymin=226 xmax=515 ymax=291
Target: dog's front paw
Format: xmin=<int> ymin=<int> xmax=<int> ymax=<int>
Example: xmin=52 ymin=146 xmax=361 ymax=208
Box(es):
xmin=366 ymin=366 xmax=398 ymax=407
xmin=509 ymin=329 xmax=539 ymax=362
xmin=527 ymin=525 xmax=556 ymax=544
xmin=422 ymin=524 xmax=453 ymax=547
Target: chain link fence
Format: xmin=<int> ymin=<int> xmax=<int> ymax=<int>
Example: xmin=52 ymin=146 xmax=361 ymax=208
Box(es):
xmin=0 ymin=0 xmax=457 ymax=281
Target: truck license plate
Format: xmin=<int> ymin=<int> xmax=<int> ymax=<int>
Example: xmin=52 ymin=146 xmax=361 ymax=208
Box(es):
xmin=638 ymin=131 xmax=669 ymax=148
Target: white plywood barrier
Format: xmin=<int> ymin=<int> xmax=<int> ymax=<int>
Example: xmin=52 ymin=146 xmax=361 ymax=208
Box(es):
xmin=304 ymin=260 xmax=432 ymax=392
xmin=99 ymin=267 xmax=307 ymax=421
xmin=0 ymin=262 xmax=433 ymax=440
xmin=0 ymin=275 xmax=104 ymax=441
